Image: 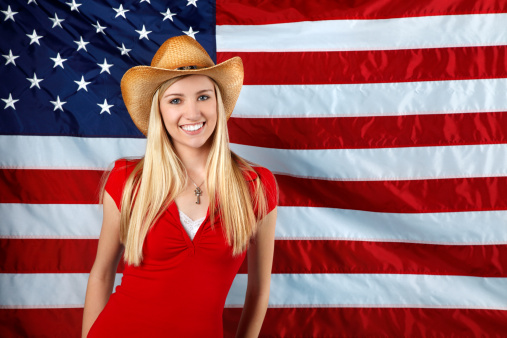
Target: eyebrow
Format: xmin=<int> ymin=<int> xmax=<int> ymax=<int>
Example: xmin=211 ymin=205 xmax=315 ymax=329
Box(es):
xmin=163 ymin=89 xmax=214 ymax=98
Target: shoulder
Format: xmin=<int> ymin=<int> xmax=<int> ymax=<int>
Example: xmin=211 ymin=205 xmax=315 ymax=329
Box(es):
xmin=105 ymin=158 xmax=142 ymax=210
xmin=243 ymin=165 xmax=278 ymax=212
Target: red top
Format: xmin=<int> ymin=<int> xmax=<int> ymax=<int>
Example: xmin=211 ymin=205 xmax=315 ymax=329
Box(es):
xmin=88 ymin=159 xmax=278 ymax=337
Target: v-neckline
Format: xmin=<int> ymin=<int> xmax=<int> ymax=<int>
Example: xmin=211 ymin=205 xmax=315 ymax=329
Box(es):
xmin=170 ymin=202 xmax=210 ymax=246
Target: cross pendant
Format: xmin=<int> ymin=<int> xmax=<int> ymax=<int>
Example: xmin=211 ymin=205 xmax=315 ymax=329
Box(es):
xmin=194 ymin=187 xmax=202 ymax=204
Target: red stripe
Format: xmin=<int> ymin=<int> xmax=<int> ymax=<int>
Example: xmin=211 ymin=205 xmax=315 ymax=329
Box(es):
xmin=0 ymin=169 xmax=103 ymax=204
xmin=216 ymin=0 xmax=507 ymax=25
xmin=0 ymin=308 xmax=84 ymax=338
xmin=0 ymin=239 xmax=124 ymax=274
xmin=224 ymin=307 xmax=507 ymax=337
xmin=278 ymin=175 xmax=507 ymax=213
xmin=4 ymin=239 xmax=506 ymax=277
xmin=2 ymin=307 xmax=506 ymax=337
xmin=218 ymin=46 xmax=507 ymax=85
xmin=2 ymin=170 xmax=506 ymax=212
xmin=229 ymin=112 xmax=507 ymax=149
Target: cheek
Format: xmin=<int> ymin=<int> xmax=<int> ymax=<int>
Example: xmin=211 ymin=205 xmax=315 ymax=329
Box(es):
xmin=159 ymin=105 xmax=177 ymax=128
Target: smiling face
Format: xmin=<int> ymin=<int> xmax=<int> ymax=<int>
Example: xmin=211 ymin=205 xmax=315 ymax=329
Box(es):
xmin=159 ymin=75 xmax=218 ymax=154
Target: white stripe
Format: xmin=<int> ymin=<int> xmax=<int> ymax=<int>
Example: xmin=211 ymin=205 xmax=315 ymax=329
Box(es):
xmin=1 ymin=273 xmax=506 ymax=310
xmin=232 ymin=143 xmax=507 ymax=181
xmin=3 ymin=136 xmax=506 ymax=180
xmin=226 ymin=274 xmax=507 ymax=309
xmin=0 ymin=273 xmax=122 ymax=308
xmin=217 ymin=13 xmax=507 ymax=52
xmin=233 ymin=79 xmax=507 ymax=118
xmin=276 ymin=208 xmax=507 ymax=245
xmin=0 ymin=135 xmax=145 ymax=169
xmin=2 ymin=205 xmax=505 ymax=245
xmin=0 ymin=204 xmax=102 ymax=238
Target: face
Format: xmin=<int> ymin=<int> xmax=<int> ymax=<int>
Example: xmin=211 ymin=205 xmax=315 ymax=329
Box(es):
xmin=159 ymin=75 xmax=217 ymax=154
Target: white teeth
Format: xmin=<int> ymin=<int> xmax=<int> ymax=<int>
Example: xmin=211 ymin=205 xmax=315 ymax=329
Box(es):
xmin=181 ymin=123 xmax=204 ymax=131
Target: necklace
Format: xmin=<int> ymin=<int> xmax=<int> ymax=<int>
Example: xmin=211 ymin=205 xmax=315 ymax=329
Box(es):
xmin=188 ymin=175 xmax=204 ymax=204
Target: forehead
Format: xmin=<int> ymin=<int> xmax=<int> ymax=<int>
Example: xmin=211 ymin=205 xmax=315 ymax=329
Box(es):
xmin=165 ymin=75 xmax=215 ymax=94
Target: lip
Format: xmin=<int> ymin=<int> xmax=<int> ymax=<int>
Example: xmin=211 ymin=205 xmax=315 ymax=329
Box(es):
xmin=179 ymin=122 xmax=205 ymax=135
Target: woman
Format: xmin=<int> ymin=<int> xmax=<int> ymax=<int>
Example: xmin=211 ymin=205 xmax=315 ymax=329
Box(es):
xmin=82 ymin=36 xmax=278 ymax=337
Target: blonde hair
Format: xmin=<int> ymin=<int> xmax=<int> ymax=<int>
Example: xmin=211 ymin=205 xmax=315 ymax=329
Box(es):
xmin=104 ymin=76 xmax=269 ymax=266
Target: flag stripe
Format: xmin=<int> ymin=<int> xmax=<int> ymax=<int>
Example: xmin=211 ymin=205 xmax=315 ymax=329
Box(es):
xmin=0 ymin=135 xmax=145 ymax=169
xmin=216 ymin=0 xmax=507 ymax=25
xmin=231 ymin=143 xmax=507 ymax=181
xmin=0 ymin=169 xmax=103 ymax=204
xmin=5 ymin=137 xmax=507 ymax=181
xmin=0 ymin=204 xmax=102 ymax=238
xmin=217 ymin=13 xmax=507 ymax=52
xmin=223 ymin=307 xmax=507 ymax=337
xmin=2 ymin=273 xmax=507 ymax=309
xmin=3 ymin=170 xmax=506 ymax=213
xmin=277 ymin=175 xmax=507 ymax=213
xmin=264 ymin=241 xmax=507 ymax=277
xmin=4 ymin=205 xmax=507 ymax=245
xmin=218 ymin=46 xmax=507 ymax=85
xmin=2 ymin=307 xmax=507 ymax=337
xmin=229 ymin=113 xmax=507 ymax=150
xmin=4 ymin=238 xmax=506 ymax=277
xmin=234 ymin=79 xmax=507 ymax=118
xmin=275 ymin=208 xmax=507 ymax=244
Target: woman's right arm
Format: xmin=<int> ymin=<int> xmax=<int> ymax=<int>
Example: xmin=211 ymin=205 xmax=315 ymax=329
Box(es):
xmin=81 ymin=191 xmax=124 ymax=337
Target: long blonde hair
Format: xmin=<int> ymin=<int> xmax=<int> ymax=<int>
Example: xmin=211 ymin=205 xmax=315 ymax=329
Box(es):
xmin=105 ymin=76 xmax=269 ymax=266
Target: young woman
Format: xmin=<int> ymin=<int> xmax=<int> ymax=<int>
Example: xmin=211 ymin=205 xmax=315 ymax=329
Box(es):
xmin=82 ymin=36 xmax=278 ymax=337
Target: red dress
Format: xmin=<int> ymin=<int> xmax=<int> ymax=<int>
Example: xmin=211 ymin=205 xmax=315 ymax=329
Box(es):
xmin=88 ymin=159 xmax=278 ymax=337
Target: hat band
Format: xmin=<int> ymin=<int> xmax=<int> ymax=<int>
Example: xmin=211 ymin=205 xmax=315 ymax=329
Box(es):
xmin=176 ymin=65 xmax=199 ymax=70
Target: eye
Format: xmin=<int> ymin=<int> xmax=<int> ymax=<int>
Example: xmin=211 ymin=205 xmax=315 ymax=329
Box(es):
xmin=169 ymin=98 xmax=181 ymax=104
xmin=198 ymin=95 xmax=209 ymax=101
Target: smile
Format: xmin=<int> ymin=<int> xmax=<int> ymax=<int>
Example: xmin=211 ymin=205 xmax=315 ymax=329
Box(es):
xmin=180 ymin=122 xmax=205 ymax=132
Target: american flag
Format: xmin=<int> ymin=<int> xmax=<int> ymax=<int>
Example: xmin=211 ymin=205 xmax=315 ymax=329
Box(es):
xmin=1 ymin=0 xmax=507 ymax=336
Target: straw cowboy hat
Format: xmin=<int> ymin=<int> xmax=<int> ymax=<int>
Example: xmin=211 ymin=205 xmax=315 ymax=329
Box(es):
xmin=121 ymin=35 xmax=244 ymax=136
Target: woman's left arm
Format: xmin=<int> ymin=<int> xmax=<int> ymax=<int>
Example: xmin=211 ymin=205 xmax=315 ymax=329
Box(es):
xmin=235 ymin=207 xmax=278 ymax=338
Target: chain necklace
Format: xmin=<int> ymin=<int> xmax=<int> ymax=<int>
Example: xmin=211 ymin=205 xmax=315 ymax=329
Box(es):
xmin=188 ymin=175 xmax=204 ymax=204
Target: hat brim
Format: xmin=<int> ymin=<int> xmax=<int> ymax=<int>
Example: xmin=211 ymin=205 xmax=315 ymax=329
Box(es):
xmin=120 ymin=57 xmax=244 ymax=136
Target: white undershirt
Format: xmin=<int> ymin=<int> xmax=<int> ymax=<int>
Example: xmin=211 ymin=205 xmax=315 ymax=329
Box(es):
xmin=178 ymin=210 xmax=205 ymax=240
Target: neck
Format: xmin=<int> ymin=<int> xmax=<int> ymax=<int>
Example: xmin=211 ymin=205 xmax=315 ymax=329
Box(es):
xmin=174 ymin=144 xmax=210 ymax=180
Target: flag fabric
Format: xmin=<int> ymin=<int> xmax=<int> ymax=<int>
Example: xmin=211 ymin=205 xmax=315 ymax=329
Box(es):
xmin=1 ymin=0 xmax=507 ymax=336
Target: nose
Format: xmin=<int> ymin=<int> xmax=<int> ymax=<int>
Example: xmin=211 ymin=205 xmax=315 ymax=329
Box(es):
xmin=183 ymin=100 xmax=201 ymax=121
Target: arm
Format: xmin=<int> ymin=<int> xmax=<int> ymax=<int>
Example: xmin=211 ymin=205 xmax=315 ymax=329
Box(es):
xmin=81 ymin=192 xmax=124 ymax=337
xmin=235 ymin=207 xmax=277 ymax=338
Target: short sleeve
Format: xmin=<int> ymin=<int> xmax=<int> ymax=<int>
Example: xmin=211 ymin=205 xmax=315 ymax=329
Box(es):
xmin=254 ymin=166 xmax=278 ymax=215
xmin=104 ymin=159 xmax=135 ymax=211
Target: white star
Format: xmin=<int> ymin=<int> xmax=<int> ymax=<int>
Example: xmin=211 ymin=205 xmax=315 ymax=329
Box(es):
xmin=2 ymin=93 xmax=19 ymax=110
xmin=92 ymin=20 xmax=106 ymax=34
xmin=27 ymin=0 xmax=38 ymax=4
xmin=50 ymin=96 xmax=66 ymax=111
xmin=50 ymin=53 xmax=67 ymax=69
xmin=161 ymin=8 xmax=176 ymax=22
xmin=183 ymin=26 xmax=199 ymax=39
xmin=66 ymin=0 xmax=81 ymax=12
xmin=97 ymin=58 xmax=113 ymax=74
xmin=135 ymin=25 xmax=151 ymax=40
xmin=2 ymin=50 xmax=19 ymax=66
xmin=140 ymin=0 xmax=150 ymax=3
xmin=75 ymin=75 xmax=91 ymax=91
xmin=26 ymin=29 xmax=43 ymax=45
xmin=98 ymin=99 xmax=113 ymax=115
xmin=117 ymin=43 xmax=131 ymax=56
xmin=186 ymin=0 xmax=198 ymax=7
xmin=49 ymin=13 xmax=65 ymax=28
xmin=1 ymin=5 xmax=18 ymax=22
xmin=74 ymin=36 xmax=89 ymax=52
xmin=26 ymin=73 xmax=43 ymax=89
xmin=113 ymin=4 xmax=129 ymax=19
